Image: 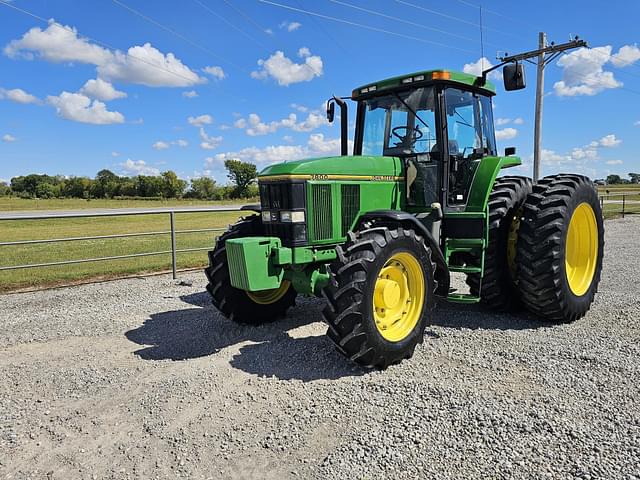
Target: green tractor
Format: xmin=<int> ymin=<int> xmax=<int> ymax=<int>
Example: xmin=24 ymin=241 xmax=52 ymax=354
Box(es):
xmin=205 ymin=67 xmax=604 ymax=369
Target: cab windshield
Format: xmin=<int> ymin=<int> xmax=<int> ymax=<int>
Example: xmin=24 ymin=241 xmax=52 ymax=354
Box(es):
xmin=361 ymin=87 xmax=437 ymax=157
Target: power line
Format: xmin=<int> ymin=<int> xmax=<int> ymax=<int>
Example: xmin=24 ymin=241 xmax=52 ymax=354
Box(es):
xmin=111 ymin=0 xmax=245 ymax=71
xmin=0 ymin=0 xmax=205 ymax=85
xmin=394 ymin=0 xmax=523 ymax=42
xmin=257 ymin=0 xmax=476 ymax=53
xmin=191 ymin=0 xmax=261 ymax=46
xmin=220 ymin=0 xmax=326 ymax=82
xmin=327 ymin=0 xmax=480 ymax=45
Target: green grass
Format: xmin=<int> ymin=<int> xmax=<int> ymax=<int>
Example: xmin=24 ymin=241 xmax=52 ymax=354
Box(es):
xmin=0 ymin=210 xmax=243 ymax=292
xmin=0 ymin=197 xmax=255 ymax=211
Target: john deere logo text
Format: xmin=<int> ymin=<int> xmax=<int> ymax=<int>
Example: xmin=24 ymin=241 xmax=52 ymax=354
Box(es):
xmin=371 ymin=175 xmax=396 ymax=181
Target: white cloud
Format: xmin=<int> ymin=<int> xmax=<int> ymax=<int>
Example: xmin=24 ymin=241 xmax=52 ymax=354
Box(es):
xmin=152 ymin=141 xmax=170 ymax=150
xmin=209 ymin=133 xmax=351 ymax=167
xmin=235 ymin=111 xmax=329 ymax=136
xmin=182 ymin=90 xmax=198 ymax=98
xmin=495 ymin=127 xmax=518 ymax=141
xmin=597 ymin=134 xmax=621 ymax=147
xmin=46 ymin=91 xmax=125 ymax=125
xmin=202 ymin=65 xmax=225 ymax=80
xmin=2 ymin=134 xmax=17 ymax=143
xmin=79 ymin=78 xmax=126 ymax=101
xmin=554 ymin=46 xmax=622 ymax=96
xmin=605 ymin=159 xmax=623 ymax=165
xmin=290 ymin=103 xmax=308 ymax=112
xmin=5 ymin=22 xmax=204 ymax=88
xmin=188 ymin=114 xmax=213 ymax=126
xmin=610 ymin=44 xmax=640 ymax=68
xmin=251 ymin=49 xmax=323 ymax=86
xmin=496 ymin=117 xmax=523 ymax=127
xmin=4 ymin=21 xmax=113 ymax=64
xmin=199 ymin=127 xmax=222 ymax=150
xmin=219 ymin=124 xmax=231 ymax=131
xmin=0 ymin=87 xmax=40 ymax=104
xmin=280 ymin=21 xmax=302 ymax=32
xmin=119 ymin=159 xmax=159 ymax=176
xmin=174 ymin=139 xmax=188 ymax=147
xmin=98 ymin=43 xmax=205 ymax=87
xmin=462 ymin=57 xmax=502 ymax=80
xmin=283 ymin=135 xmax=294 ymax=143
xmin=635 ymin=120 xmax=640 ymax=126
xmin=111 ymin=151 xmax=120 ymax=157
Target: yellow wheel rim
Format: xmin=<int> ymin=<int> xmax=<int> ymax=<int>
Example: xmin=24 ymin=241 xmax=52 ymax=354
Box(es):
xmin=565 ymin=203 xmax=598 ymax=296
xmin=246 ymin=281 xmax=291 ymax=305
xmin=373 ymin=252 xmax=425 ymax=342
xmin=506 ymin=207 xmax=523 ymax=278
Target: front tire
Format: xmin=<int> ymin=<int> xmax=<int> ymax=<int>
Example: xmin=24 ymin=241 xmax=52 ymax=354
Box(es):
xmin=204 ymin=216 xmax=296 ymax=324
xmin=516 ymin=174 xmax=604 ymax=322
xmin=322 ymin=225 xmax=435 ymax=369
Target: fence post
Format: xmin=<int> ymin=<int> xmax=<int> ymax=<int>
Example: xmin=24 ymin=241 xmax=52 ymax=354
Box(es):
xmin=600 ymin=195 xmax=604 ymax=210
xmin=170 ymin=211 xmax=177 ymax=279
xmin=622 ymin=194 xmax=625 ymax=218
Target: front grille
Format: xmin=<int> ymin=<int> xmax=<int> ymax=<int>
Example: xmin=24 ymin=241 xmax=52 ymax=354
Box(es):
xmin=341 ymin=184 xmax=360 ymax=235
xmin=311 ymin=183 xmax=333 ymax=241
xmin=259 ymin=181 xmax=307 ymax=246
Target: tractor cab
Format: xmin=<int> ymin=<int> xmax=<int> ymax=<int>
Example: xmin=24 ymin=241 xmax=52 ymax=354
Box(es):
xmin=349 ymin=70 xmax=499 ymax=212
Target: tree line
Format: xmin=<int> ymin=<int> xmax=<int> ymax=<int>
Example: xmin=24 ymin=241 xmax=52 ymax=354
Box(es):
xmin=605 ymin=173 xmax=640 ymax=185
xmin=0 ymin=159 xmax=258 ymax=200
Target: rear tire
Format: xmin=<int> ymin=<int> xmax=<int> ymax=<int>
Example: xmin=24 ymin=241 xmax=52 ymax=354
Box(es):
xmin=322 ymin=225 xmax=435 ymax=369
xmin=466 ymin=176 xmax=532 ymax=311
xmin=204 ymin=216 xmax=296 ymax=325
xmin=516 ymin=174 xmax=604 ymax=322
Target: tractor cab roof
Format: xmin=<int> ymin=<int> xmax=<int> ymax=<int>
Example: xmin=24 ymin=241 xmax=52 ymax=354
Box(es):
xmin=351 ymin=69 xmax=496 ymax=100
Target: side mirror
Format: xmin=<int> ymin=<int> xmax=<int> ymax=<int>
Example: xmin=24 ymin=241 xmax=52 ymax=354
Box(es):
xmin=326 ymin=100 xmax=335 ymax=123
xmin=505 ymin=147 xmax=516 ymax=156
xmin=503 ymin=62 xmax=526 ymax=91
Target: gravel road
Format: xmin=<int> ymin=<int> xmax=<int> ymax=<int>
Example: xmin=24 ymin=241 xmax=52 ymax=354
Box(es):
xmin=1 ymin=217 xmax=639 ymax=480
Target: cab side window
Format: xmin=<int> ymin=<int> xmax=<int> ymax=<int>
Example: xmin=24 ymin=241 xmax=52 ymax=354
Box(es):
xmin=444 ymin=88 xmax=482 ymax=205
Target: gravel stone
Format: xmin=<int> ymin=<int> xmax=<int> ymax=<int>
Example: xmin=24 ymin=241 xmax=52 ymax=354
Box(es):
xmin=0 ymin=217 xmax=639 ymax=479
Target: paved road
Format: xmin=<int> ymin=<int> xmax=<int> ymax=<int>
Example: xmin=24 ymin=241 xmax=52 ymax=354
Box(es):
xmin=0 ymin=204 xmax=250 ymax=219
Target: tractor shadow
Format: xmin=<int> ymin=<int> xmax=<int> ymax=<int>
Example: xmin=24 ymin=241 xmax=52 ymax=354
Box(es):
xmin=431 ymin=298 xmax=546 ymax=331
xmin=125 ymin=291 xmax=365 ymax=382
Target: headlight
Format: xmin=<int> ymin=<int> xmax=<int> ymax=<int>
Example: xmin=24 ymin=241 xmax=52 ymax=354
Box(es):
xmin=291 ymin=211 xmax=305 ymax=223
xmin=280 ymin=210 xmax=292 ymax=222
xmin=280 ymin=211 xmax=305 ymax=223
xmin=261 ymin=210 xmax=271 ymax=222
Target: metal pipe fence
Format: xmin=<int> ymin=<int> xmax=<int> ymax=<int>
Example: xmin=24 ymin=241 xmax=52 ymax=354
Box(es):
xmin=0 ymin=207 xmax=243 ymax=279
xmin=599 ymin=192 xmax=640 ymax=218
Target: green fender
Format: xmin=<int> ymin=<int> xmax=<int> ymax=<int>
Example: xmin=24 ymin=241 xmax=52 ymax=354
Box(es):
xmin=466 ymin=156 xmax=522 ymax=212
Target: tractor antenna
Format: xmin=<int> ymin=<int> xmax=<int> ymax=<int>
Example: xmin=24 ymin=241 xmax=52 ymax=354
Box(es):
xmin=479 ymin=5 xmax=485 ymax=70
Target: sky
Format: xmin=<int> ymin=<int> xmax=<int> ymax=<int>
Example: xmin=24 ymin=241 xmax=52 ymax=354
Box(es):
xmin=1 ymin=0 xmax=639 ymax=185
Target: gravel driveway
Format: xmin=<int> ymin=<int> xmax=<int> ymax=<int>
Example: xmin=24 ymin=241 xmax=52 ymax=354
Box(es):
xmin=1 ymin=217 xmax=639 ymax=480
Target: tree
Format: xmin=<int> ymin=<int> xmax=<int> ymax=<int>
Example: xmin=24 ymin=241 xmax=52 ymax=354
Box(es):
xmin=0 ymin=181 xmax=10 ymax=196
xmin=161 ymin=170 xmax=187 ymax=198
xmin=190 ymin=177 xmax=218 ymax=199
xmin=629 ymin=173 xmax=640 ymax=184
xmin=35 ymin=182 xmax=56 ymax=199
xmin=224 ymin=159 xmax=257 ymax=198
xmin=93 ymin=169 xmax=120 ymax=198
xmin=606 ymin=174 xmax=622 ymax=185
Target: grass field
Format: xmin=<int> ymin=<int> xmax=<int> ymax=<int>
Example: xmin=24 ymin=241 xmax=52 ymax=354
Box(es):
xmin=0 ymin=197 xmax=255 ymax=211
xmin=0 ymin=203 xmax=244 ymax=292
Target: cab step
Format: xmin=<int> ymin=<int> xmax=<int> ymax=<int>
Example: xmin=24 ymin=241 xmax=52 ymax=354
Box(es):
xmin=448 ymin=265 xmax=482 ymax=274
xmin=447 ymin=293 xmax=481 ymax=304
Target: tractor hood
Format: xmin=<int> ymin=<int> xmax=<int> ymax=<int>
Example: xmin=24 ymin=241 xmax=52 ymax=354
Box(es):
xmin=258 ymin=155 xmax=404 ymax=180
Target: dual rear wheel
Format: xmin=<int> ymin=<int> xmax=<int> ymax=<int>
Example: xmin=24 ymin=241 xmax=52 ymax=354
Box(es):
xmin=470 ymin=174 xmax=604 ymax=322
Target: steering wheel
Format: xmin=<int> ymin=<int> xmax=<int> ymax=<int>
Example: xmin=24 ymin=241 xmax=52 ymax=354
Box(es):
xmin=392 ymin=126 xmax=423 ymax=147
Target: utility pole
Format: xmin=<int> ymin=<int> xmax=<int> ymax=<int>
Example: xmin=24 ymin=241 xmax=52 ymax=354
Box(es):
xmin=533 ymin=32 xmax=546 ymax=182
xmin=484 ymin=35 xmax=588 ymax=181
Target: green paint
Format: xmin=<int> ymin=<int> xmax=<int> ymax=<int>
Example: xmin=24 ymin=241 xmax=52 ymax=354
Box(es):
xmin=225 ymin=237 xmax=284 ymax=291
xmin=353 ymin=70 xmax=496 ymax=97
xmin=259 ymin=155 xmax=403 ymax=178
